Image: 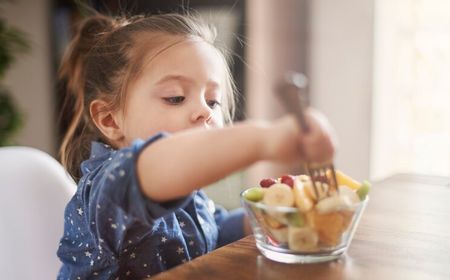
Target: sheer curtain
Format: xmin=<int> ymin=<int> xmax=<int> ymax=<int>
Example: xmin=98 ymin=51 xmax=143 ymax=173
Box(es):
xmin=371 ymin=0 xmax=450 ymax=179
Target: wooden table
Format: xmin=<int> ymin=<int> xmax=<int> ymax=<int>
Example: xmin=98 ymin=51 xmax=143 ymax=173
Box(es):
xmin=152 ymin=174 xmax=450 ymax=280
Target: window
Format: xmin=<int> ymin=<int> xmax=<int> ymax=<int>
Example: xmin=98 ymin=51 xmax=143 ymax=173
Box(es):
xmin=371 ymin=0 xmax=450 ymax=179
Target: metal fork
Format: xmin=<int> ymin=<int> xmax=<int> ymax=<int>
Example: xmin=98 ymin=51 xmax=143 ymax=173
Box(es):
xmin=276 ymin=72 xmax=338 ymax=199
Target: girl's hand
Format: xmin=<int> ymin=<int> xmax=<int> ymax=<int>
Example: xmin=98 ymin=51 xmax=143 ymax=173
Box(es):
xmin=299 ymin=108 xmax=337 ymax=163
xmin=264 ymin=109 xmax=337 ymax=164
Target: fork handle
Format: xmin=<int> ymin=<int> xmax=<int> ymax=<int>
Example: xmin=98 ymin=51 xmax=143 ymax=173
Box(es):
xmin=276 ymin=72 xmax=310 ymax=133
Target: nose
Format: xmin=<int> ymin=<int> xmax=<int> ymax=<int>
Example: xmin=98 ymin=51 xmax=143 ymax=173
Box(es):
xmin=190 ymin=101 xmax=213 ymax=125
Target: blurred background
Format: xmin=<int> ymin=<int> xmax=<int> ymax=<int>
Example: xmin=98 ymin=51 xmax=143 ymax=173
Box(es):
xmin=1 ymin=0 xmax=449 ymax=209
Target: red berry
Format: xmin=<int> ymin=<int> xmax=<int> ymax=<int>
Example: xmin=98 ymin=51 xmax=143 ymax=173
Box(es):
xmin=259 ymin=178 xmax=277 ymax=188
xmin=280 ymin=175 xmax=295 ymax=188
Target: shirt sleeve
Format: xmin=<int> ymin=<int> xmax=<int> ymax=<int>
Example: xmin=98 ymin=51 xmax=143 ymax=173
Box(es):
xmin=86 ymin=133 xmax=193 ymax=252
xmin=214 ymin=205 xmax=246 ymax=248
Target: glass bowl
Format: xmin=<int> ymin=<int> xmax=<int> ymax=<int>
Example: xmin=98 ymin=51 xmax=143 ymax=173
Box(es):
xmin=241 ymin=189 xmax=368 ymax=264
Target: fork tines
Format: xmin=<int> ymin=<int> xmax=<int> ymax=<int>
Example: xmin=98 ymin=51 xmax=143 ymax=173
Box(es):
xmin=305 ymin=162 xmax=339 ymax=199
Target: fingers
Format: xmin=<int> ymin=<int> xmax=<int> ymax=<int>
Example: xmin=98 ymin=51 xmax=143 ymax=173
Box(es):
xmin=301 ymin=132 xmax=335 ymax=162
xmin=300 ymin=109 xmax=337 ymax=163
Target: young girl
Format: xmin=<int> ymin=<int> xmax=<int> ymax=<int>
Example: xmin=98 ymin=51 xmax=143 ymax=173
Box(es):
xmin=56 ymin=13 xmax=336 ymax=279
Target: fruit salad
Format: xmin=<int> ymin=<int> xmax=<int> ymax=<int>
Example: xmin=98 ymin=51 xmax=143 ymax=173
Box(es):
xmin=242 ymin=170 xmax=370 ymax=252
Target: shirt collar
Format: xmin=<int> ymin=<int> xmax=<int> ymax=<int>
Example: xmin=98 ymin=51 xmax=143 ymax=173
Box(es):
xmin=80 ymin=141 xmax=115 ymax=176
xmin=90 ymin=141 xmax=115 ymax=158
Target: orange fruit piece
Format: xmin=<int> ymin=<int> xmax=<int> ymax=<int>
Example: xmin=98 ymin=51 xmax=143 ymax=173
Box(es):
xmin=309 ymin=211 xmax=348 ymax=247
xmin=340 ymin=210 xmax=355 ymax=230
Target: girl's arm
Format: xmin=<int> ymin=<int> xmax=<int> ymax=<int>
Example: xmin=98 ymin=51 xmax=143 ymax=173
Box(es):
xmin=137 ymin=116 xmax=301 ymax=202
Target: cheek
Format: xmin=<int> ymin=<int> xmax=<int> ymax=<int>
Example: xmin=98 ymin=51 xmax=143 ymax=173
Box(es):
xmin=150 ymin=113 xmax=186 ymax=133
xmin=122 ymin=109 xmax=159 ymax=139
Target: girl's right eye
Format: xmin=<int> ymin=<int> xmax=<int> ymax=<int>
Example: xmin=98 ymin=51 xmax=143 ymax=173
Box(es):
xmin=163 ymin=96 xmax=185 ymax=105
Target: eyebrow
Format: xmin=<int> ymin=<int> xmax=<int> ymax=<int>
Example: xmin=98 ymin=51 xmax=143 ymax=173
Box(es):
xmin=155 ymin=74 xmax=220 ymax=89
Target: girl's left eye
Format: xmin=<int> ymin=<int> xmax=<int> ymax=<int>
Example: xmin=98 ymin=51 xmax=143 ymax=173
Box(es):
xmin=163 ymin=96 xmax=185 ymax=105
xmin=207 ymin=100 xmax=221 ymax=109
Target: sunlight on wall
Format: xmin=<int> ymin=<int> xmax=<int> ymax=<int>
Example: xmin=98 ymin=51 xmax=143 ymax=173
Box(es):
xmin=372 ymin=0 xmax=450 ymax=179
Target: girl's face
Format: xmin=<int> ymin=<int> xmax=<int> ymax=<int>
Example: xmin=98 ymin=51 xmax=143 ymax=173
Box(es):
xmin=117 ymin=39 xmax=226 ymax=147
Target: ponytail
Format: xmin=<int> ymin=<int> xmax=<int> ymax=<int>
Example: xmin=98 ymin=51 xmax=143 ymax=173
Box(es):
xmin=59 ymin=14 xmax=114 ymax=181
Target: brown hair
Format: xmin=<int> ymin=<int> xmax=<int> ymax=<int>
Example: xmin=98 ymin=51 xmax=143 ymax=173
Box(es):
xmin=59 ymin=13 xmax=237 ymax=181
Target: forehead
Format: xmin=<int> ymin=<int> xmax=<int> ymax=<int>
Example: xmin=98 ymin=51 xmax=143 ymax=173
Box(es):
xmin=136 ymin=37 xmax=226 ymax=86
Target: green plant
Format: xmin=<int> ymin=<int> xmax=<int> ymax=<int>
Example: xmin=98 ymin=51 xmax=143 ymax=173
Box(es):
xmin=0 ymin=18 xmax=29 ymax=146
xmin=0 ymin=87 xmax=23 ymax=145
xmin=0 ymin=19 xmax=29 ymax=78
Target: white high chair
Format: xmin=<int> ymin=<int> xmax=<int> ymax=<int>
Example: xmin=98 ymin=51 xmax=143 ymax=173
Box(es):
xmin=0 ymin=146 xmax=76 ymax=279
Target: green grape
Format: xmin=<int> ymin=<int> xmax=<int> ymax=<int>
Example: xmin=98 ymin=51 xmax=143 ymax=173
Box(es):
xmin=244 ymin=187 xmax=265 ymax=202
xmin=357 ymin=181 xmax=371 ymax=201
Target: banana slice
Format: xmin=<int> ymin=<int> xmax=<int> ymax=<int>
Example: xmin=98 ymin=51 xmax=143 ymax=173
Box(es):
xmin=308 ymin=181 xmax=330 ymax=202
xmin=288 ymin=226 xmax=318 ymax=251
xmin=296 ymin=175 xmax=329 ymax=202
xmin=315 ymin=195 xmax=352 ymax=213
xmin=338 ymin=185 xmax=360 ymax=204
xmin=262 ymin=183 xmax=295 ymax=207
xmin=293 ymin=178 xmax=313 ymax=212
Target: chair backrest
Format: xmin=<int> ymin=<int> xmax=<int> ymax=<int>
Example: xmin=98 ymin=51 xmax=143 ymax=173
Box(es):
xmin=0 ymin=146 xmax=76 ymax=280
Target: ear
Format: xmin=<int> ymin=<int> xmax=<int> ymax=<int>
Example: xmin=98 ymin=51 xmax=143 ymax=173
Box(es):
xmin=90 ymin=99 xmax=124 ymax=142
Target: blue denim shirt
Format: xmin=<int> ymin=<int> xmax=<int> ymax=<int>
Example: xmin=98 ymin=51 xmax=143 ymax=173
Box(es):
xmin=57 ymin=133 xmax=245 ymax=279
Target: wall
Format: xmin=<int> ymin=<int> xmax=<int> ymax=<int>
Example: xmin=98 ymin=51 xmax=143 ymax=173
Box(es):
xmin=3 ymin=0 xmax=55 ymax=156
xmin=308 ymin=0 xmax=374 ymax=181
